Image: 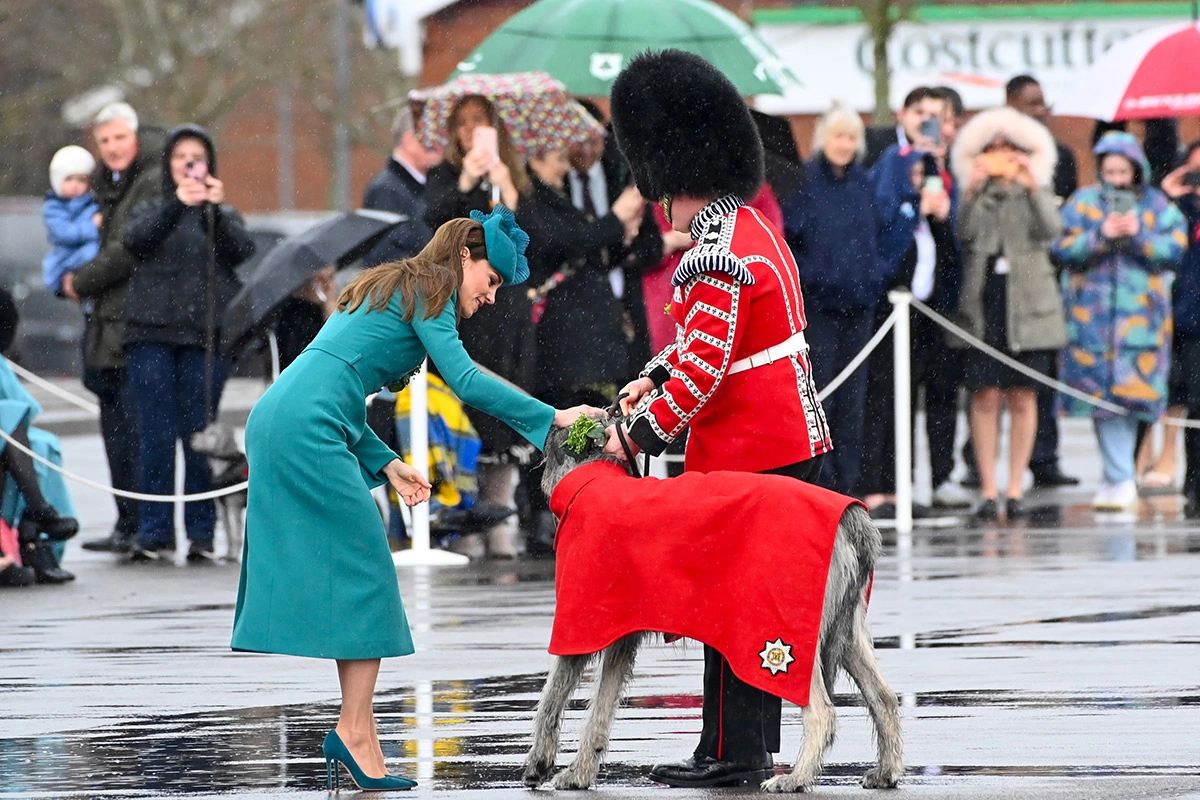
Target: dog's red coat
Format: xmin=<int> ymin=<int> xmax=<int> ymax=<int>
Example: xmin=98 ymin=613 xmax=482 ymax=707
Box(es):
xmin=548 ymin=460 xmax=861 ymax=707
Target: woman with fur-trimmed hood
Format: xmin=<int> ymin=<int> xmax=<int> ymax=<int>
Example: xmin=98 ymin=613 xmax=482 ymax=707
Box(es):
xmin=1052 ymin=132 xmax=1188 ymax=512
xmin=949 ymin=106 xmax=1067 ymax=522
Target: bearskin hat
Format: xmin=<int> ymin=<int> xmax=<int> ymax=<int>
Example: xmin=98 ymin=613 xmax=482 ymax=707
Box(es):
xmin=610 ymin=50 xmax=764 ymax=202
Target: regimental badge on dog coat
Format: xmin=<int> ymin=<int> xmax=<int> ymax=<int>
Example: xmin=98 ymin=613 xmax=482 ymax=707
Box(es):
xmin=760 ymin=638 xmax=796 ymax=675
xmin=548 ymin=461 xmax=862 ymax=707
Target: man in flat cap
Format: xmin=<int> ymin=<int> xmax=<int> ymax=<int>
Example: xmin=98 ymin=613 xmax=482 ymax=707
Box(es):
xmin=604 ymin=50 xmax=832 ymax=787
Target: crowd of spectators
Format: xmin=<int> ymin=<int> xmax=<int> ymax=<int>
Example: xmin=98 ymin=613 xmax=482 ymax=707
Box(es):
xmin=12 ymin=72 xmax=1200 ymax=577
xmin=361 ymin=73 xmax=1200 ymax=545
xmin=3 ymin=101 xmax=256 ymax=585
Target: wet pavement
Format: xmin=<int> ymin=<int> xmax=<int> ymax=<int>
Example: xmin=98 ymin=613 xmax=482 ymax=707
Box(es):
xmin=3 ymin=388 xmax=1200 ymax=798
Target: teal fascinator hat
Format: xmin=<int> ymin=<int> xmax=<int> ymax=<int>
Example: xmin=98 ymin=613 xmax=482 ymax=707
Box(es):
xmin=469 ymin=205 xmax=530 ymax=285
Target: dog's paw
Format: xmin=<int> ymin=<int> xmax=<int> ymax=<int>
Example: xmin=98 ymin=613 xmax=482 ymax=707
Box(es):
xmin=552 ymin=767 xmax=595 ymax=790
xmin=761 ymin=773 xmax=811 ymax=793
xmin=860 ymin=765 xmax=902 ymax=789
xmin=522 ymin=757 xmax=554 ymax=787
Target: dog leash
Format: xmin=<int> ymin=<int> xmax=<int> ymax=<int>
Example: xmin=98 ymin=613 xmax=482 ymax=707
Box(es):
xmin=608 ymin=394 xmax=651 ymax=479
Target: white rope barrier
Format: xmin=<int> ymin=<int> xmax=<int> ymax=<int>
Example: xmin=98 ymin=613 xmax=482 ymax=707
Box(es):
xmin=4 ymin=358 xmax=100 ymax=415
xmin=816 ymin=309 xmax=899 ymax=401
xmin=908 ymin=297 xmax=1200 ymax=429
xmin=0 ymin=425 xmax=247 ymax=502
xmin=5 ymin=294 xmax=1196 ymax=509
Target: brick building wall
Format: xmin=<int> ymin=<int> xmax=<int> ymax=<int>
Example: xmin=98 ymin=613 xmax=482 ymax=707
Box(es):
xmin=211 ymin=0 xmax=1198 ymax=210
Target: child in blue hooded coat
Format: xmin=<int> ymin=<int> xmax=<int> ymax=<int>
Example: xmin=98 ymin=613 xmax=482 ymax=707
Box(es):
xmin=41 ymin=146 xmax=100 ymax=297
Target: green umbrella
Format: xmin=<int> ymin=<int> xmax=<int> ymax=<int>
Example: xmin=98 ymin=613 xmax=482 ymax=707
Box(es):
xmin=452 ymin=0 xmax=799 ymax=97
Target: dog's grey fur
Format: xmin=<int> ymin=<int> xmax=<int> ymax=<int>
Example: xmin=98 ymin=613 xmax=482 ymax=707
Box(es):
xmin=189 ymin=423 xmax=247 ymax=561
xmin=526 ymin=419 xmax=903 ymax=792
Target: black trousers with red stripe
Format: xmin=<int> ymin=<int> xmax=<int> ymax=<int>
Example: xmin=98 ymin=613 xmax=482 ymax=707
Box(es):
xmin=695 ymin=455 xmax=825 ymax=763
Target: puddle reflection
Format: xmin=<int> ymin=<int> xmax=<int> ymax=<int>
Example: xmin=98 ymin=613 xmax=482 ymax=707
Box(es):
xmin=8 ymin=663 xmax=1199 ymax=796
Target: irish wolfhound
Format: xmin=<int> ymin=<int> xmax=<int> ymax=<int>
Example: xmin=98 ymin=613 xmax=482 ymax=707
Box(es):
xmin=522 ymin=418 xmax=903 ymax=792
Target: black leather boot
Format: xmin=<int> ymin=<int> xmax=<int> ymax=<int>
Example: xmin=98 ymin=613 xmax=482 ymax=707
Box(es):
xmin=0 ymin=559 xmax=36 ymax=587
xmin=22 ymin=540 xmax=75 ymax=584
xmin=22 ymin=506 xmax=80 ymax=541
xmin=82 ymin=530 xmax=135 ymax=553
xmin=1030 ymin=463 xmax=1081 ymax=487
xmin=648 ymin=754 xmax=774 ymax=788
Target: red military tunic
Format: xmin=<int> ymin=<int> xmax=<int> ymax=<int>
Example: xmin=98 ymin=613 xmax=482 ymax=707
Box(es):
xmin=627 ymin=195 xmax=832 ymax=473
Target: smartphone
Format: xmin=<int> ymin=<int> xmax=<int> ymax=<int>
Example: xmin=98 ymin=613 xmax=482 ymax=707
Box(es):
xmin=979 ymin=151 xmax=1018 ymax=179
xmin=1183 ymin=170 xmax=1200 ymax=188
xmin=1109 ymin=188 xmax=1138 ymax=214
xmin=917 ymin=116 xmax=941 ymax=146
xmin=472 ymin=126 xmax=499 ymax=167
xmin=185 ymin=159 xmax=208 ymax=183
xmin=923 ymin=175 xmax=945 ymax=194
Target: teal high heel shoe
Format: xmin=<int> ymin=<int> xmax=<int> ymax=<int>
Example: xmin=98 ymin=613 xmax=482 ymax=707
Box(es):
xmin=322 ymin=729 xmax=416 ymax=791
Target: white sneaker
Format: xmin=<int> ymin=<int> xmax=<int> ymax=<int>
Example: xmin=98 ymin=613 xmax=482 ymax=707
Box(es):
xmin=1109 ymin=480 xmax=1139 ymax=511
xmin=932 ymin=481 xmax=973 ymax=509
xmin=1094 ymin=480 xmax=1138 ymax=512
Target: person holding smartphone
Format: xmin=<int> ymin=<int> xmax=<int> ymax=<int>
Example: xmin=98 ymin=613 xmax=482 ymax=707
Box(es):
xmin=120 ymin=124 xmax=255 ymax=561
xmin=950 ymin=106 xmax=1067 ymax=522
xmin=424 ymin=96 xmax=538 ymax=558
xmin=859 ymin=137 xmax=961 ymax=519
xmin=863 ymin=86 xmax=946 ymax=168
xmin=1053 ymin=132 xmax=1188 ymax=513
xmin=425 ymin=95 xmax=529 ymax=222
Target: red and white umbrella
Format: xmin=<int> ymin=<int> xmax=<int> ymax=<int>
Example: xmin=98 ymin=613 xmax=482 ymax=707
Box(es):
xmin=1055 ymin=22 xmax=1200 ymax=121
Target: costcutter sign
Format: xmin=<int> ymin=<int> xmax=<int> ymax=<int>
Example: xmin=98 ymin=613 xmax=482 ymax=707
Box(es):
xmin=753 ymin=5 xmax=1191 ymax=114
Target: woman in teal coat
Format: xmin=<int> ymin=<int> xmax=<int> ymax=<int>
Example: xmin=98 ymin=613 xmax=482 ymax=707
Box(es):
xmin=231 ymin=208 xmax=591 ymax=790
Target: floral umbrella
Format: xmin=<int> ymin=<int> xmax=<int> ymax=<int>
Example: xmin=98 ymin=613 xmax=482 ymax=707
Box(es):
xmin=409 ymin=72 xmax=605 ymax=157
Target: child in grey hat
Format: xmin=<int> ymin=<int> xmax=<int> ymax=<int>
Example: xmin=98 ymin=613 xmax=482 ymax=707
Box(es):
xmin=42 ymin=145 xmax=100 ymax=296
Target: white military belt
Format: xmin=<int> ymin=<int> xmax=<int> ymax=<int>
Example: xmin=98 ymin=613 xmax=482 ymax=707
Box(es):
xmin=726 ymin=332 xmax=808 ymax=376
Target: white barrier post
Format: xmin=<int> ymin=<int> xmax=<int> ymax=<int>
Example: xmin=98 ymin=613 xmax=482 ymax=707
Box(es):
xmin=394 ymin=360 xmax=468 ymax=567
xmin=889 ymin=290 xmax=914 ymax=536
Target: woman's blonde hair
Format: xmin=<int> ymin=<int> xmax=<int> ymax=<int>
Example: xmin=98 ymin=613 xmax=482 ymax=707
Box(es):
xmin=812 ymin=101 xmax=866 ymax=160
xmin=338 ymin=218 xmax=487 ymax=322
xmin=445 ymin=95 xmax=531 ymax=195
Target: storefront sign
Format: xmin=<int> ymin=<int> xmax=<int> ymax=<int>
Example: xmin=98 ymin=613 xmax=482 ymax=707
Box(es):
xmin=753 ymin=4 xmax=1191 ymax=114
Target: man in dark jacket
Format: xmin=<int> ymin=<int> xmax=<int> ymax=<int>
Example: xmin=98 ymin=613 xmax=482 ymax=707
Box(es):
xmin=1004 ymin=74 xmax=1081 ymax=489
xmin=65 ymin=103 xmax=161 ymax=553
xmin=362 ymin=106 xmax=443 ymax=264
xmin=863 ymin=87 xmax=945 ymax=169
xmin=569 ymin=100 xmax=663 ymax=376
xmin=861 ymin=147 xmax=961 ymax=515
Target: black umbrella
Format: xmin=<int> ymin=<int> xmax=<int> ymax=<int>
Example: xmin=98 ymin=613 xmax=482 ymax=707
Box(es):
xmin=751 ymin=109 xmax=807 ymax=201
xmin=221 ymin=209 xmax=406 ymax=355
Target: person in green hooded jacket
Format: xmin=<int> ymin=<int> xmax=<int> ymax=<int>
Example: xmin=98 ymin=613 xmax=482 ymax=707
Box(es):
xmin=231 ymin=206 xmax=593 ymax=791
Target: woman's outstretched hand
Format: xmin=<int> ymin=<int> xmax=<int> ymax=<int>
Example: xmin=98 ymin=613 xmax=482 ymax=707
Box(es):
xmin=384 ymin=459 xmax=433 ymax=507
xmin=553 ymin=405 xmax=603 ymax=429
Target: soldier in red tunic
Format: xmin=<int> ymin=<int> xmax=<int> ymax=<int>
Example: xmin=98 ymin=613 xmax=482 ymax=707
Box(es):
xmin=604 ymin=50 xmax=833 ymax=787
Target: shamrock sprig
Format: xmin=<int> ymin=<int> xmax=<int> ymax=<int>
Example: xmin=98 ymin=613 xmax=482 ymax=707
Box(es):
xmin=388 ymin=364 xmax=424 ymax=393
xmin=564 ymin=415 xmax=606 ymax=454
